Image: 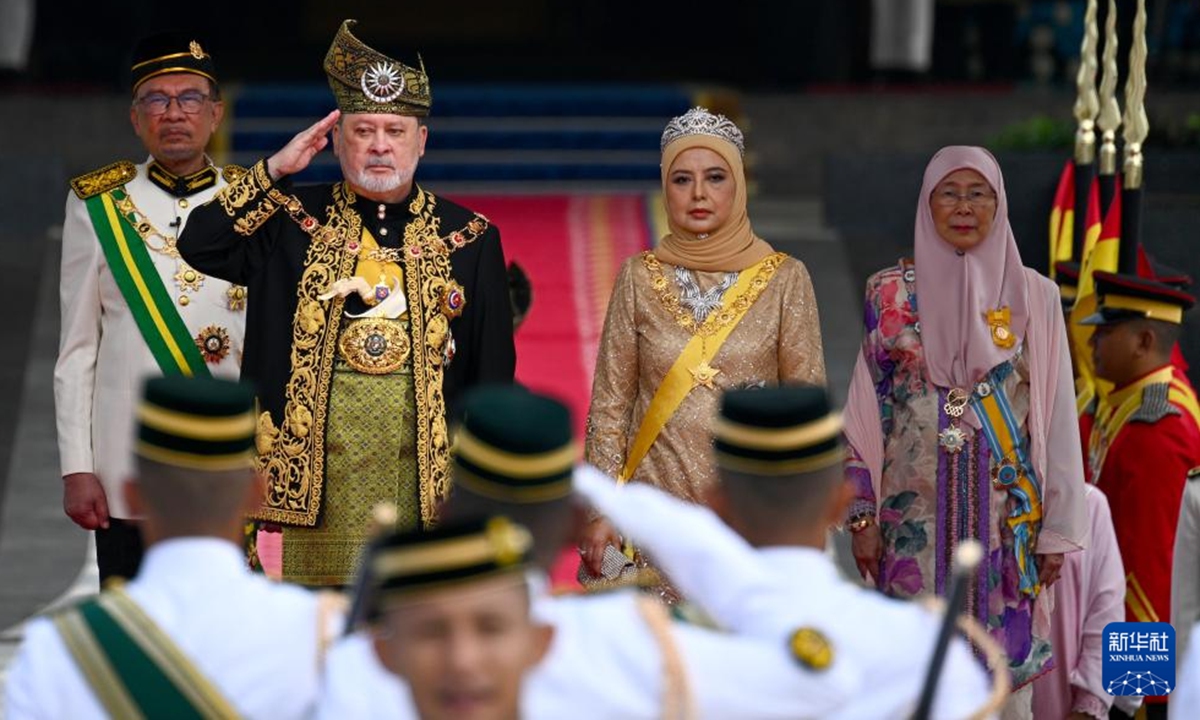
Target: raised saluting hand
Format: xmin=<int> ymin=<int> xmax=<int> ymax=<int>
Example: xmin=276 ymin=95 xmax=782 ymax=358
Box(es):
xmin=266 ymin=109 xmax=341 ymax=181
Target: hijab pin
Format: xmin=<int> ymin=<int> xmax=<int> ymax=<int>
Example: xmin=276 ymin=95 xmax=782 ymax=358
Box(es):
xmin=986 ymin=306 xmax=1015 ymax=349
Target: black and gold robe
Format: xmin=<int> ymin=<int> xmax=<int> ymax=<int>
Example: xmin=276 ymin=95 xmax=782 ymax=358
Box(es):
xmin=179 ymin=160 xmax=514 ymax=584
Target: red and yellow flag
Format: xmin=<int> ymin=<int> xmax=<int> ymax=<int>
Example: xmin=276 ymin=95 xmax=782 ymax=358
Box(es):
xmin=1069 ymin=180 xmax=1118 ymax=412
xmin=1048 ymin=160 xmax=1075 ymax=278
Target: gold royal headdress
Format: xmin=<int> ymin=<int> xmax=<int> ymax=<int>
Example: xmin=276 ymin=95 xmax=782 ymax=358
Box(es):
xmin=323 ymin=19 xmax=431 ymax=117
xmin=660 ymin=106 xmax=745 ymax=156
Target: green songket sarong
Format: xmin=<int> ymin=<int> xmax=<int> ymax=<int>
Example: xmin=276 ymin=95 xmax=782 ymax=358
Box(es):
xmin=283 ymin=353 xmax=421 ymax=586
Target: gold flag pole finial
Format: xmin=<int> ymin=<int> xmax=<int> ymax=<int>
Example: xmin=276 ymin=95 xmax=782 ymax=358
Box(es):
xmin=1073 ymin=0 xmax=1101 ymax=165
xmin=1123 ymin=0 xmax=1149 ymax=189
xmin=1096 ymin=0 xmax=1122 ymax=175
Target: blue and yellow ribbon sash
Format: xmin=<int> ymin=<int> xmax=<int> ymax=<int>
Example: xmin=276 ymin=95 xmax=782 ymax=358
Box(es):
xmin=83 ymin=189 xmax=209 ymax=377
xmin=969 ymin=366 xmax=1044 ymax=598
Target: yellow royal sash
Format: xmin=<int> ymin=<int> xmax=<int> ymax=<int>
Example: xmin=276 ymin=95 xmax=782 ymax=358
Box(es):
xmin=619 ymin=253 xmax=784 ymax=483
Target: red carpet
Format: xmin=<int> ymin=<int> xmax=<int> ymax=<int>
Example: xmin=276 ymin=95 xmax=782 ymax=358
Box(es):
xmin=450 ymin=194 xmax=655 ymax=436
xmin=453 ymin=194 xmax=655 ymax=589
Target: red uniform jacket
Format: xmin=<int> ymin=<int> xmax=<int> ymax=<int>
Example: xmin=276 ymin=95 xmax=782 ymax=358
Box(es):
xmin=1091 ymin=366 xmax=1200 ymax=632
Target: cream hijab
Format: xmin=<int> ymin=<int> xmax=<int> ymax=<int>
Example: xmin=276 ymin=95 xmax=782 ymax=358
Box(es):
xmin=653 ymin=134 xmax=774 ymax=272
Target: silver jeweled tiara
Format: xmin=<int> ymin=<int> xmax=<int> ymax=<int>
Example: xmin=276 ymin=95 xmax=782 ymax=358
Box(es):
xmin=660 ymin=106 xmax=745 ymax=155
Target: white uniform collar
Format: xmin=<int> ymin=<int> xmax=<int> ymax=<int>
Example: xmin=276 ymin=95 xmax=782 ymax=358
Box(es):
xmin=756 ymin=545 xmax=839 ymax=578
xmin=137 ymin=537 xmax=246 ymax=583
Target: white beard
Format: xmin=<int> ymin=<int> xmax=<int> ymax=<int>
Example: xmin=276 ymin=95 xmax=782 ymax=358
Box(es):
xmin=350 ymin=155 xmax=416 ymax=194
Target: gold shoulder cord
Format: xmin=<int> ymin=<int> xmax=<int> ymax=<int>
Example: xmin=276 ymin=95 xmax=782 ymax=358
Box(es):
xmin=635 ymin=595 xmax=697 ymax=720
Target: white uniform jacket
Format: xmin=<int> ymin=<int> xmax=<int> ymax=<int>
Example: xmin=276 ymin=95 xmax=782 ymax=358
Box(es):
xmin=54 ymin=159 xmax=245 ymax=517
xmin=4 ymin=538 xmax=342 ymax=719
xmin=318 ymin=576 xmax=861 ymax=719
xmin=574 ymin=464 xmax=994 ymax=720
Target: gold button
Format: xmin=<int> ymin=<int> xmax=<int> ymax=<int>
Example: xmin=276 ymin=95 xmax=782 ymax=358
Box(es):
xmin=179 ymin=198 xmax=189 ymax=209
xmin=180 ymin=295 xmax=190 ymax=306
xmin=183 ymin=270 xmax=197 ymax=282
xmin=379 ymin=227 xmax=388 ymax=236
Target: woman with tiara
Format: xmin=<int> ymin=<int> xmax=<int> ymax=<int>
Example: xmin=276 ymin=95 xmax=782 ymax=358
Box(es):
xmin=580 ymin=107 xmax=827 ymax=586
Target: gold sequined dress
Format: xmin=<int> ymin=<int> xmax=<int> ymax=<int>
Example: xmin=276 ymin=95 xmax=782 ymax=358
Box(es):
xmin=586 ymin=250 xmax=826 ymax=501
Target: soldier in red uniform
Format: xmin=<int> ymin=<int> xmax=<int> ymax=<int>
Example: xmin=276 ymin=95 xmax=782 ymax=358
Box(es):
xmin=1083 ymin=270 xmax=1200 ymax=717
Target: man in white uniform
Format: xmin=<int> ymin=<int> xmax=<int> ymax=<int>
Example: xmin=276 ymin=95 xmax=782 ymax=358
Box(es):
xmin=320 ymin=386 xmax=862 ymax=719
xmin=55 ymin=31 xmax=247 ymax=582
xmin=575 ymin=384 xmax=998 ymax=719
xmin=6 ymin=376 xmax=341 ymax=719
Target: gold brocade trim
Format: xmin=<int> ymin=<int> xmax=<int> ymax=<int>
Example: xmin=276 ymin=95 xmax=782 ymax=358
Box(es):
xmin=221 ymin=164 xmax=248 ymax=184
xmin=216 ymin=160 xmax=280 ymax=236
xmin=252 ymin=183 xmax=359 ymax=527
xmin=402 ymin=188 xmax=454 ymax=525
xmin=642 ymin=251 xmax=787 ymax=337
xmin=70 ymin=160 xmax=137 ymax=200
xmin=255 ymin=183 xmax=455 ymax=528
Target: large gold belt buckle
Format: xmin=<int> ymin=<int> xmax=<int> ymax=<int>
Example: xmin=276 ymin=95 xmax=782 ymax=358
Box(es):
xmin=338 ymin=318 xmax=410 ymax=374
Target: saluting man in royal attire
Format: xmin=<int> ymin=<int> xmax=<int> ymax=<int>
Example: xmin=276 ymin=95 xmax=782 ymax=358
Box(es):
xmin=55 ymin=32 xmax=247 ymax=584
xmin=179 ymin=20 xmax=515 ymax=586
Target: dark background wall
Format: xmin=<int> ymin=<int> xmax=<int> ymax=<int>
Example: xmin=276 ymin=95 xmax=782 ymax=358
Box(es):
xmin=18 ymin=0 xmax=1199 ymax=90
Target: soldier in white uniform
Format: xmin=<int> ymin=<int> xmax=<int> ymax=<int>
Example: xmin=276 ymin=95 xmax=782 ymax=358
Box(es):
xmin=574 ymin=385 xmax=1000 ymax=719
xmin=55 ymin=31 xmax=247 ymax=582
xmin=320 ymin=386 xmax=862 ymax=719
xmin=5 ymin=376 xmax=342 ymax=719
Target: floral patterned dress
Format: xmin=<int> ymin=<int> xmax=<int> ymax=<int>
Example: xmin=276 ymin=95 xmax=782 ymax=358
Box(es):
xmin=846 ymin=261 xmax=1053 ymax=688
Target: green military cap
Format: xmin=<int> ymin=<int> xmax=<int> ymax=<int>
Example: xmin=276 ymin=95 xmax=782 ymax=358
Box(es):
xmin=369 ymin=516 xmax=533 ymax=604
xmin=714 ymin=385 xmax=843 ymax=476
xmin=453 ymin=386 xmax=576 ymax=503
xmin=130 ymin=31 xmax=218 ymax=93
xmin=136 ymin=376 xmax=257 ymax=471
xmin=1080 ymin=270 xmax=1195 ymax=326
xmin=323 ymin=19 xmax=431 ymax=117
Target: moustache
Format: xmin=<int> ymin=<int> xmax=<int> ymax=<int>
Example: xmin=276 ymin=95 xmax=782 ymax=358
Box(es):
xmin=366 ymin=158 xmax=396 ymax=169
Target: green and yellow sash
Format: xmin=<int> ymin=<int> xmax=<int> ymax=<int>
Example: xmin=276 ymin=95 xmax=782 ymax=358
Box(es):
xmin=619 ymin=253 xmax=784 ymax=482
xmin=83 ymin=189 xmax=209 ymax=377
xmin=52 ymin=587 xmax=240 ymax=719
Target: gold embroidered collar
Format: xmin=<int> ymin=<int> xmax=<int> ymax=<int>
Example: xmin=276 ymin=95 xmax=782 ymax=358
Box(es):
xmin=147 ymin=161 xmax=218 ymax=198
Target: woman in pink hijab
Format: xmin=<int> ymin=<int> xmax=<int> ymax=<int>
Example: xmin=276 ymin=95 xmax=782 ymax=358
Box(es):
xmin=842 ymin=146 xmax=1087 ymax=710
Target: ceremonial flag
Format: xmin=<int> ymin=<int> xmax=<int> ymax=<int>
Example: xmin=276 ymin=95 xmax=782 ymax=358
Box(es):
xmin=1049 ymin=160 xmax=1075 ymax=277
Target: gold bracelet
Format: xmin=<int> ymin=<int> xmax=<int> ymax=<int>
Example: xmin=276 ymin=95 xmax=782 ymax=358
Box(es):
xmin=847 ymin=513 xmax=876 ymax=533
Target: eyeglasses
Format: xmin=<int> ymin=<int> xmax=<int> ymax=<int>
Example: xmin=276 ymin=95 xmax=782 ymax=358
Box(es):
xmin=932 ymin=189 xmax=997 ymax=208
xmin=135 ymin=91 xmax=211 ymax=116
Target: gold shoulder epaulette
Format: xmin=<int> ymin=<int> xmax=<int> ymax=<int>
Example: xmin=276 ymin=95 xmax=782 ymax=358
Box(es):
xmin=70 ymin=161 xmax=137 ymax=200
xmin=222 ymin=163 xmax=249 ymax=184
